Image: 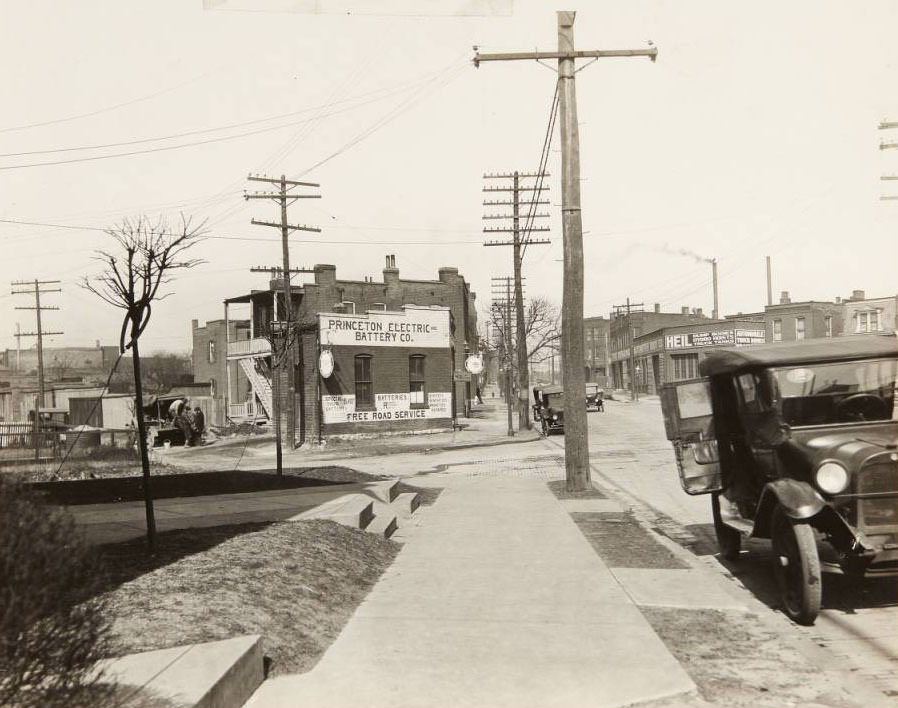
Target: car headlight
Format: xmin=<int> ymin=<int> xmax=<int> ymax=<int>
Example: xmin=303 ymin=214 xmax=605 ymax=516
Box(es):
xmin=552 ymin=414 xmax=558 ymax=421
xmin=815 ymin=461 xmax=849 ymax=495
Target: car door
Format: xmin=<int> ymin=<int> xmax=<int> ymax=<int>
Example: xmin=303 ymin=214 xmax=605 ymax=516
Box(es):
xmin=660 ymin=379 xmax=722 ymax=495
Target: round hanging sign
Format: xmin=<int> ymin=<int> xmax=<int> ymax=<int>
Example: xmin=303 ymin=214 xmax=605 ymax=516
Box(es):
xmin=319 ymin=349 xmax=334 ymax=378
xmin=464 ymin=353 xmax=484 ymax=375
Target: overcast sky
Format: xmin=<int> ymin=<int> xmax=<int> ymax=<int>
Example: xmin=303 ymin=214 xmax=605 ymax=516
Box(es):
xmin=2 ymin=0 xmax=897 ymax=355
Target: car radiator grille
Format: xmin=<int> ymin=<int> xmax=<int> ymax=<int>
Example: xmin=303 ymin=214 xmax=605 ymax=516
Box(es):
xmin=858 ymin=457 xmax=898 ymax=527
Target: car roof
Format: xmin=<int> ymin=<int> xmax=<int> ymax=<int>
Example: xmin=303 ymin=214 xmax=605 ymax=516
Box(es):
xmin=537 ymin=384 xmax=564 ymax=394
xmin=700 ymin=335 xmax=898 ymax=377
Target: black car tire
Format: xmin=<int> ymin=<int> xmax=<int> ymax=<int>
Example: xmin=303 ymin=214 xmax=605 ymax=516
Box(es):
xmin=711 ymin=492 xmax=741 ymax=561
xmin=771 ymin=508 xmax=821 ymax=626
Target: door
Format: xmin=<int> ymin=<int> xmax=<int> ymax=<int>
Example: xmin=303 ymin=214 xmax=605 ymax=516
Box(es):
xmin=660 ymin=379 xmax=722 ymax=495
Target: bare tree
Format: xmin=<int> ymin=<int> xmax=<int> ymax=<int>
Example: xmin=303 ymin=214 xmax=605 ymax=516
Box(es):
xmin=488 ymin=296 xmax=561 ymax=378
xmin=82 ymin=215 xmax=204 ymax=553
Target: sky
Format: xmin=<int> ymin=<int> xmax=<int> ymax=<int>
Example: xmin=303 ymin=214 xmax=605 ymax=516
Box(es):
xmin=1 ymin=0 xmax=897 ymax=356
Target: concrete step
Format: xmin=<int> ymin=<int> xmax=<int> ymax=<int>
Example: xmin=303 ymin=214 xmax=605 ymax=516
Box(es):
xmin=295 ymin=493 xmax=374 ymax=531
xmin=365 ymin=479 xmax=400 ymax=504
xmin=393 ymin=491 xmax=421 ymax=518
xmin=365 ymin=511 xmax=398 ymax=539
xmin=99 ymin=634 xmax=264 ymax=708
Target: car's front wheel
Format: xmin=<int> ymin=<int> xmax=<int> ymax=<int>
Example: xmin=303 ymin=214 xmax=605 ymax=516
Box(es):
xmin=771 ymin=508 xmax=821 ymax=625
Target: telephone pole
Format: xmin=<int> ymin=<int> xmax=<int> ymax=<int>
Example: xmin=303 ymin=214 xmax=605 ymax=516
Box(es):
xmin=614 ymin=299 xmax=644 ymax=402
xmin=11 ymin=279 xmax=63 ymax=459
xmin=491 ymin=276 xmax=523 ymax=437
xmin=245 ymin=174 xmax=320 ymax=452
xmin=880 ymin=120 xmax=898 ymax=199
xmin=475 ymin=10 xmax=657 ymax=490
xmin=483 ymin=171 xmax=551 ymax=431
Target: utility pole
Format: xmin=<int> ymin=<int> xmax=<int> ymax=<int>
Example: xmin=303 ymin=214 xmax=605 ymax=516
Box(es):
xmin=491 ymin=276 xmax=521 ymax=437
xmin=475 ymin=11 xmax=656 ymax=490
xmin=483 ymin=171 xmax=551 ymax=431
xmin=11 ymin=279 xmax=63 ymax=460
xmin=245 ymin=174 xmax=320 ymax=458
xmin=879 ymin=121 xmax=898 ymax=199
xmin=711 ymin=258 xmax=719 ymax=319
xmin=614 ymin=299 xmax=644 ymax=402
xmin=766 ymin=256 xmax=773 ymax=306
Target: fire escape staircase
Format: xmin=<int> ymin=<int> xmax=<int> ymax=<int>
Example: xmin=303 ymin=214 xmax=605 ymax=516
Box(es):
xmin=238 ymin=357 xmax=273 ymax=420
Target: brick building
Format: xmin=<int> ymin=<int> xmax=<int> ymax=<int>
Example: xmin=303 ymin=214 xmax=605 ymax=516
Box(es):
xmin=760 ymin=291 xmax=843 ymax=342
xmin=840 ymin=290 xmax=898 ymax=336
xmin=191 ymin=318 xmax=251 ymax=426
xmin=222 ymin=258 xmax=477 ymax=443
xmin=609 ymin=305 xmax=713 ymax=391
xmin=584 ymin=316 xmax=610 ymax=386
xmin=629 ymin=318 xmax=766 ymax=395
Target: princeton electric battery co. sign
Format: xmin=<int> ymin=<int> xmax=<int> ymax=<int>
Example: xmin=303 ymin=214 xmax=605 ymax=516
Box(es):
xmin=319 ymin=306 xmax=450 ymax=348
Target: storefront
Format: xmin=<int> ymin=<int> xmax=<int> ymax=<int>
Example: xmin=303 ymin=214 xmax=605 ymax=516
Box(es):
xmin=316 ymin=306 xmax=455 ymax=438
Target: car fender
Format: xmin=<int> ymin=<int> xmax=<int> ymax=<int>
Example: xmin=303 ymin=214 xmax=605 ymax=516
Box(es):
xmin=752 ymin=479 xmax=825 ymax=538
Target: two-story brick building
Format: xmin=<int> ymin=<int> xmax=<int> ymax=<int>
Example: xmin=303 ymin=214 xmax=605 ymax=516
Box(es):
xmin=222 ymin=257 xmax=478 ymax=443
xmin=840 ymin=289 xmax=898 ymax=336
xmin=584 ymin=316 xmax=610 ymax=386
xmin=191 ymin=318 xmax=251 ymax=426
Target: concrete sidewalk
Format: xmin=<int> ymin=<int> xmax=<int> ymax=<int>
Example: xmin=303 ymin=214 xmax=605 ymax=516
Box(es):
xmin=246 ymin=474 xmax=695 ymax=708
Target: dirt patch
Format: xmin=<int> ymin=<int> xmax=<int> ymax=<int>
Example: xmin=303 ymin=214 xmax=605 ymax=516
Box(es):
xmin=546 ymin=479 xmax=607 ymax=499
xmin=570 ymin=511 xmax=689 ymax=569
xmin=642 ymin=607 xmax=869 ymax=707
xmin=97 ymin=519 xmax=398 ymax=676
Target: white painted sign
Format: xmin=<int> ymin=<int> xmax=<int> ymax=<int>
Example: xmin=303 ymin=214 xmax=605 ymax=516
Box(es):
xmin=319 ymin=307 xmax=450 ymax=348
xmin=735 ymin=329 xmax=766 ymax=345
xmin=323 ymin=391 xmax=453 ymax=423
xmin=319 ymin=349 xmax=334 ymax=378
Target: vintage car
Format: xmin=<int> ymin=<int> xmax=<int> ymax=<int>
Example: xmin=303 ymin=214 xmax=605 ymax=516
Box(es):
xmin=532 ymin=384 xmax=565 ymax=435
xmin=660 ymin=335 xmax=898 ymax=625
xmin=586 ymin=383 xmax=604 ymax=412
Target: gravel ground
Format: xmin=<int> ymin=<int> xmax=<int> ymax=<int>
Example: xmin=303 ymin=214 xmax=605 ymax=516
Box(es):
xmin=569 ymin=511 xmax=690 ymax=569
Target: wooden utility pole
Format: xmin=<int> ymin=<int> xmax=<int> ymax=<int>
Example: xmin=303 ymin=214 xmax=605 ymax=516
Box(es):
xmin=11 ymin=279 xmax=63 ymax=460
xmin=614 ymin=299 xmax=644 ymax=402
xmin=245 ymin=175 xmax=320 ymax=456
xmin=880 ymin=121 xmax=898 ymax=199
xmin=491 ymin=276 xmax=520 ymax=437
xmin=483 ymin=171 xmax=551 ymax=431
xmin=475 ymin=11 xmax=656 ymax=490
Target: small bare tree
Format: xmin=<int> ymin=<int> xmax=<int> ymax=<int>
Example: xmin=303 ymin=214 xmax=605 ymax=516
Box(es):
xmin=82 ymin=215 xmax=204 ymax=553
xmin=488 ymin=296 xmax=561 ymax=381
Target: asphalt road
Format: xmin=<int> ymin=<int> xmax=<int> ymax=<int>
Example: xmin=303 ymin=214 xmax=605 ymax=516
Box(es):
xmin=576 ymin=396 xmax=898 ymax=702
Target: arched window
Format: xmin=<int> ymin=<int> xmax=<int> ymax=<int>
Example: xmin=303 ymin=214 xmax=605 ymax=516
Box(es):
xmin=355 ymin=355 xmax=373 ymax=408
xmin=208 ymin=340 xmax=216 ymax=363
xmin=409 ymin=355 xmax=426 ymax=408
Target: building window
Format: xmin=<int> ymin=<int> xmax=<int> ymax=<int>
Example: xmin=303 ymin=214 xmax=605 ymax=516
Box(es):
xmin=209 ymin=378 xmax=217 ymax=398
xmin=772 ymin=319 xmax=782 ymax=342
xmin=208 ymin=340 xmax=216 ymax=363
xmin=875 ymin=309 xmax=883 ymax=331
xmin=824 ymin=316 xmax=832 ymax=337
xmin=372 ymin=302 xmax=387 ymax=311
xmin=671 ymin=353 xmax=699 ymax=381
xmin=795 ymin=317 xmax=806 ymax=340
xmin=409 ymin=355 xmax=426 ymax=407
xmin=354 ymin=355 xmax=373 ymax=408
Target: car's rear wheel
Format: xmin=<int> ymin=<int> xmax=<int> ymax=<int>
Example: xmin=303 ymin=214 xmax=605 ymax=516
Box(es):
xmin=771 ymin=508 xmax=821 ymax=625
xmin=711 ymin=492 xmax=741 ymax=561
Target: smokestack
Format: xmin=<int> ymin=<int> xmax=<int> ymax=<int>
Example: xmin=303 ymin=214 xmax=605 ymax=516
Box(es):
xmin=766 ymin=256 xmax=773 ymax=306
xmin=711 ymin=258 xmax=719 ymax=319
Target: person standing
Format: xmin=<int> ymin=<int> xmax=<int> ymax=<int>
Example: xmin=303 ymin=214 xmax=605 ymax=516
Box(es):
xmin=193 ymin=406 xmax=205 ymax=445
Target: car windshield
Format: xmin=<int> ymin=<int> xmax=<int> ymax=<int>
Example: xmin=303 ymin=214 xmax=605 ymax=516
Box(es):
xmin=545 ymin=393 xmax=564 ymax=409
xmin=770 ymin=357 xmax=898 ymax=426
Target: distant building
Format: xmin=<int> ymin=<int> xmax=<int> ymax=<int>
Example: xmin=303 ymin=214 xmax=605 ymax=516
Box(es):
xmin=191 ymin=318 xmax=251 ymax=426
xmin=609 ymin=304 xmax=713 ymax=391
xmin=839 ymin=289 xmax=898 ymax=336
xmin=760 ymin=291 xmax=843 ymax=343
xmin=222 ymin=258 xmax=478 ymax=443
xmin=630 ymin=318 xmax=766 ymax=394
xmin=583 ymin=316 xmax=610 ymax=386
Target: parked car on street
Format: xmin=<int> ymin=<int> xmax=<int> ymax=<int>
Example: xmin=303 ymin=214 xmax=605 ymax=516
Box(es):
xmin=660 ymin=335 xmax=898 ymax=625
xmin=533 ymin=385 xmax=565 ymax=436
xmin=585 ymin=383 xmax=604 ymax=412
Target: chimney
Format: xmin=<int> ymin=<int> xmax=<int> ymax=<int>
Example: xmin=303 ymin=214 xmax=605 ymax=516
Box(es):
xmin=780 ymin=290 xmax=791 ymax=305
xmin=438 ymin=266 xmax=459 ymax=284
xmin=851 ymin=289 xmax=865 ymax=301
xmin=95 ymin=339 xmax=100 ymax=348
xmin=191 ymin=319 xmax=198 ymax=331
xmin=681 ymin=306 xmax=689 ymax=315
xmin=654 ymin=303 xmax=661 ymax=313
xmin=835 ymin=296 xmax=841 ymax=304
xmin=695 ymin=307 xmax=703 ymax=317
xmin=314 ymin=264 xmax=337 ymax=286
xmin=383 ymin=254 xmax=399 ymax=286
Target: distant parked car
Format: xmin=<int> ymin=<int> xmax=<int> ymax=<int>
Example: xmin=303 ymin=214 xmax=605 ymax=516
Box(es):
xmin=532 ymin=385 xmax=565 ymax=436
xmin=585 ymin=383 xmax=604 ymax=412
